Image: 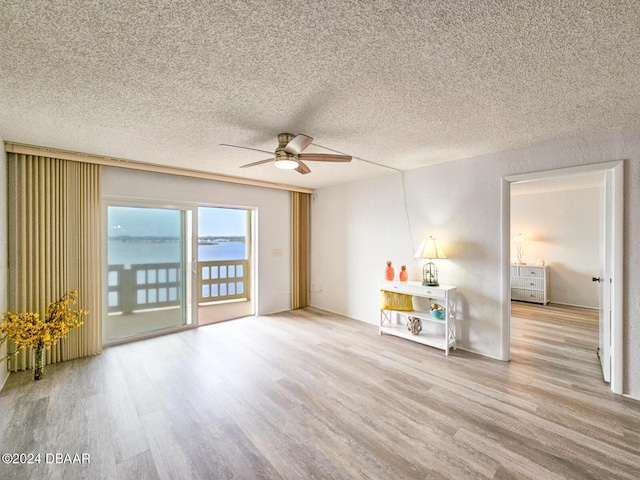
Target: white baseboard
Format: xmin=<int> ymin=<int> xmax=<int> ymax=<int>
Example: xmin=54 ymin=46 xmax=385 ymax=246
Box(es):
xmin=548 ymin=301 xmax=598 ymax=310
xmin=624 ymin=393 xmax=640 ymax=403
xmin=307 ymin=304 xmax=375 ymax=325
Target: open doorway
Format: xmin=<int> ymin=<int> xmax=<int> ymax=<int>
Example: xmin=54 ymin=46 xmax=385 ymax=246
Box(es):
xmin=510 ymin=173 xmax=602 ymax=308
xmin=196 ymin=206 xmax=254 ymax=325
xmin=502 ymin=162 xmax=624 ymax=394
xmin=509 ymin=173 xmax=603 ymax=387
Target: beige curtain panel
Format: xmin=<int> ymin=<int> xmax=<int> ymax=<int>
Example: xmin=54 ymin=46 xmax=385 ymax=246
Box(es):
xmin=291 ymin=191 xmax=310 ymax=309
xmin=7 ymin=154 xmax=102 ymax=371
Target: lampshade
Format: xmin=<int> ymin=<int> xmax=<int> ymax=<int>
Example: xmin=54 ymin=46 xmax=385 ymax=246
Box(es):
xmin=415 ymin=236 xmax=447 ymax=260
xmin=514 ymin=233 xmax=527 ymax=244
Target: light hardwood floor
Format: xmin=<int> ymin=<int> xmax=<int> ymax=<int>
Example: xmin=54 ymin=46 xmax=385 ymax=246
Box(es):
xmin=1 ymin=303 xmax=639 ymax=479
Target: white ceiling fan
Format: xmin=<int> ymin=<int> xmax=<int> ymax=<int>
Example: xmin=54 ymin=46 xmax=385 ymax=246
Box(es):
xmin=220 ymin=133 xmax=352 ymax=175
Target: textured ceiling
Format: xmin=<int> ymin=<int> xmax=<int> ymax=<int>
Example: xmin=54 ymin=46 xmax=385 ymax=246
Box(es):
xmin=1 ymin=1 xmax=640 ymax=189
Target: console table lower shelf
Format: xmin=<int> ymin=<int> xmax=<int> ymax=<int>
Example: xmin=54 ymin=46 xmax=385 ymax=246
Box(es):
xmin=380 ymin=309 xmax=456 ymax=354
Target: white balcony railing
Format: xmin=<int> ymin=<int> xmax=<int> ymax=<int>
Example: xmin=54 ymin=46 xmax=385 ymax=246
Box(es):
xmin=198 ymin=259 xmax=249 ymax=304
xmin=108 ymin=259 xmax=249 ymax=313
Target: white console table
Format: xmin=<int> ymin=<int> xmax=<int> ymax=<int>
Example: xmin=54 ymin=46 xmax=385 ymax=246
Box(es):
xmin=379 ymin=280 xmax=458 ymax=355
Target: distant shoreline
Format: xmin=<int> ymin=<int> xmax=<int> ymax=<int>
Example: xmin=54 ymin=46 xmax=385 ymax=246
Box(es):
xmin=109 ymin=236 xmax=245 ymax=245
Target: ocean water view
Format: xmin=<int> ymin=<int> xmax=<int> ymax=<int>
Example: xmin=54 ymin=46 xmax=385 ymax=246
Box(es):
xmin=108 ymin=240 xmax=246 ymax=267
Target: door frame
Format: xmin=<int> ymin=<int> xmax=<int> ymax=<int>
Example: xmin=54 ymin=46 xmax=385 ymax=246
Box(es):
xmin=501 ymin=160 xmax=624 ymax=394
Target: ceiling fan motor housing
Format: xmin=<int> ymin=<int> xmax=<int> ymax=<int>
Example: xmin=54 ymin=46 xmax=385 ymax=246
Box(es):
xmin=273 ymin=133 xmax=300 ymax=169
xmin=277 ymin=133 xmax=296 ymax=150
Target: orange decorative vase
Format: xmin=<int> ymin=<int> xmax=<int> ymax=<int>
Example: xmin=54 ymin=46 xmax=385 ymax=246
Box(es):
xmin=399 ymin=265 xmax=408 ymax=282
xmin=384 ymin=261 xmax=395 ymax=281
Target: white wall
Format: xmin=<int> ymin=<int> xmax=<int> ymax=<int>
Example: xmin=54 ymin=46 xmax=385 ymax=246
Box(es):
xmin=311 ymin=130 xmax=640 ymax=398
xmin=0 ymin=137 xmax=8 ymax=390
xmin=310 ymin=173 xmax=414 ymax=319
xmin=511 ymin=187 xmax=600 ymax=308
xmin=102 ymin=167 xmax=292 ymax=316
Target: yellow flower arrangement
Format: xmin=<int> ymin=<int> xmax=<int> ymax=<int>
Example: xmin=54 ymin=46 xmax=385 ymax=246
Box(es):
xmin=0 ymin=290 xmax=88 ymax=354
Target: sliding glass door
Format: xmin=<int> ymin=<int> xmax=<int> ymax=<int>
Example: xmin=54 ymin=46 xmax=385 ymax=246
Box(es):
xmin=105 ymin=205 xmax=191 ymax=342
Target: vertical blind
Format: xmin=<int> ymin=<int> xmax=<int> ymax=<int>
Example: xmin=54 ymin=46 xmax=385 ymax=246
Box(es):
xmin=7 ymin=154 xmax=102 ymax=371
xmin=291 ymin=191 xmax=310 ymax=309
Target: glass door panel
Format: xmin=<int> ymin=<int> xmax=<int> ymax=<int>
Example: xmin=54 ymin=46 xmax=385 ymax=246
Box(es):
xmin=106 ymin=206 xmax=189 ymax=341
xmin=197 ymin=206 xmax=252 ymax=324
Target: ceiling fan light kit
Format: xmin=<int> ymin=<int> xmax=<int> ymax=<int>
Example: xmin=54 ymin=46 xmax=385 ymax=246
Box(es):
xmin=274 ymin=151 xmax=299 ymax=170
xmin=221 ymin=132 xmax=352 ymax=175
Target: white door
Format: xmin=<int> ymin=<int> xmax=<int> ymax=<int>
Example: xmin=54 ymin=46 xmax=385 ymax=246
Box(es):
xmin=598 ymin=172 xmax=613 ymax=383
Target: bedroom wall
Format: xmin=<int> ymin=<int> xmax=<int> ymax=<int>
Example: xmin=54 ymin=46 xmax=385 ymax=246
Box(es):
xmin=511 ymin=186 xmax=600 ymax=308
xmin=102 ymin=167 xmax=292 ymax=316
xmin=0 ymin=137 xmax=8 ymax=390
xmin=310 ymin=130 xmax=640 ymax=398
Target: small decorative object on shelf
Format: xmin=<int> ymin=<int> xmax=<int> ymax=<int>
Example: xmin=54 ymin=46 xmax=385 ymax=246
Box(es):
xmin=399 ymin=265 xmax=408 ymax=282
xmin=0 ymin=290 xmax=88 ymax=381
xmin=407 ymin=316 xmax=422 ymax=335
xmin=384 ymin=261 xmax=395 ymax=281
xmin=430 ymin=303 xmax=446 ymax=320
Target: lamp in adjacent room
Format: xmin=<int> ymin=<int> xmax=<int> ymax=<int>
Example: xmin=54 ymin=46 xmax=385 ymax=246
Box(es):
xmin=514 ymin=233 xmax=527 ymax=265
xmin=415 ymin=236 xmax=447 ymax=286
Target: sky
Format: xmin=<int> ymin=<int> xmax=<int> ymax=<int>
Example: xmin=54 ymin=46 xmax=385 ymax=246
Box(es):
xmin=198 ymin=207 xmax=247 ymax=237
xmin=108 ymin=206 xmax=247 ymax=237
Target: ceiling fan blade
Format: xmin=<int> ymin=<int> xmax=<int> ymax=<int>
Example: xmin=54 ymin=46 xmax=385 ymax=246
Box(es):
xmin=295 ymin=160 xmax=311 ymax=175
xmin=220 ymin=144 xmax=273 ymax=155
xmin=284 ymin=134 xmax=313 ymax=155
xmin=240 ymin=158 xmax=274 ymax=168
xmin=298 ymin=153 xmax=351 ymax=162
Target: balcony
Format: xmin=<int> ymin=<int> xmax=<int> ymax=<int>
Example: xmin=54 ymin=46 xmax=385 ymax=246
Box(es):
xmin=108 ymin=259 xmax=249 ymax=314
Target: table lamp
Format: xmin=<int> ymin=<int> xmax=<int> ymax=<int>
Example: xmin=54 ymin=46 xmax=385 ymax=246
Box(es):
xmin=415 ymin=236 xmax=447 ymax=286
